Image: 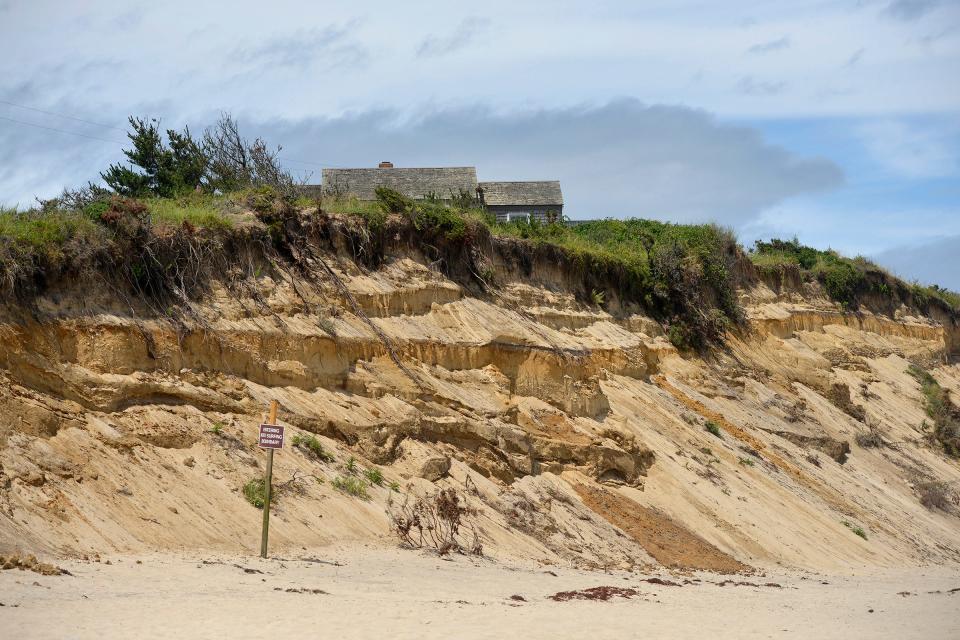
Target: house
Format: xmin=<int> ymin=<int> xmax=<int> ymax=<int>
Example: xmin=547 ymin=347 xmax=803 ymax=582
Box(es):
xmin=314 ymin=162 xmax=564 ymax=223
xmin=320 ymin=162 xmax=477 ymax=201
xmin=477 ymin=181 xmax=563 ymax=224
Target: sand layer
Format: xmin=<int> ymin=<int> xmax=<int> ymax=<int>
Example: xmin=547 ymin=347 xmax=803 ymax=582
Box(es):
xmin=1 ymin=548 xmax=959 ymax=640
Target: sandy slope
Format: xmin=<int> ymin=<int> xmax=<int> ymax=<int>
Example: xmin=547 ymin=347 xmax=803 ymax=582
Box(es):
xmin=2 ymin=237 xmax=960 ymax=581
xmin=1 ymin=547 xmax=959 ymax=640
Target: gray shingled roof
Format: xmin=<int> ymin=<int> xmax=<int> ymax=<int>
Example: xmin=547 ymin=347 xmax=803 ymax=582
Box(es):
xmin=321 ymin=167 xmax=478 ymax=200
xmin=478 ymin=181 xmax=563 ymax=207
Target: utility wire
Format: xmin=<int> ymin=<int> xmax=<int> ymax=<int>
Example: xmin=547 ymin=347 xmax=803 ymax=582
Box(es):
xmin=0 ymin=109 xmax=337 ymax=175
xmin=0 ymin=99 xmax=128 ymax=132
xmin=0 ymin=115 xmax=125 ymax=144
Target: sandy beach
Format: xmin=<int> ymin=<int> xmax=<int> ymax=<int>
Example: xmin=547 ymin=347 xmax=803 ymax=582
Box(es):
xmin=2 ymin=547 xmax=958 ymax=640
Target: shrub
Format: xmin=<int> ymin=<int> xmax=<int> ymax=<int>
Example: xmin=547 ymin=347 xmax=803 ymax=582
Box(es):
xmin=374 ymin=187 xmax=411 ymax=214
xmin=916 ymin=481 xmax=958 ymax=511
xmin=292 ymin=434 xmax=334 ymax=462
xmin=855 ymin=424 xmax=885 ymax=449
xmin=705 ymin=421 xmax=723 ymax=438
xmin=332 ymin=475 xmax=369 ymax=499
xmin=842 ymin=521 xmax=868 ymax=540
xmin=364 ymin=468 xmax=384 ymax=486
xmin=243 ymin=478 xmax=266 ymax=508
xmin=389 ymin=488 xmax=482 ymax=555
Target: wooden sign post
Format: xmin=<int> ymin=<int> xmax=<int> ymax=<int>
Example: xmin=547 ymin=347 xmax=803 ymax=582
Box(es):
xmin=258 ymin=400 xmax=284 ymax=559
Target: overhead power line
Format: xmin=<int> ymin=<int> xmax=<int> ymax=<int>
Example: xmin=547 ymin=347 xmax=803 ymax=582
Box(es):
xmin=0 ymin=99 xmax=128 ymax=132
xmin=0 ymin=115 xmax=125 ymax=144
xmin=0 ymin=108 xmax=340 ymax=175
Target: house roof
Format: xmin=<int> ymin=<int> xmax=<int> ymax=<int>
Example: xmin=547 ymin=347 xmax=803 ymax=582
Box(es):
xmin=478 ymin=181 xmax=563 ymax=207
xmin=321 ymin=167 xmax=478 ymax=200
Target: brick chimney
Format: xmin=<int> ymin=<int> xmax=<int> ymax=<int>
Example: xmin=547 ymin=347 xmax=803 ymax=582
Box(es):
xmin=378 ymin=161 xmax=394 ymax=168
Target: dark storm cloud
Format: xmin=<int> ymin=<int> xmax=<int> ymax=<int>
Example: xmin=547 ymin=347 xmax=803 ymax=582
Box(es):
xmin=747 ymin=36 xmax=791 ymax=54
xmin=254 ymin=99 xmax=843 ymax=224
xmin=873 ymin=235 xmax=960 ymax=290
xmin=416 ymin=17 xmax=491 ymax=58
xmin=235 ymin=22 xmax=369 ymax=71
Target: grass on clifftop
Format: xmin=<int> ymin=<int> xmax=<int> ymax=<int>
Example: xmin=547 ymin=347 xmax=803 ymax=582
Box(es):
xmin=314 ymin=187 xmax=743 ymax=349
xmin=749 ymin=237 xmax=959 ymax=312
xmin=4 ymin=185 xmax=957 ymax=350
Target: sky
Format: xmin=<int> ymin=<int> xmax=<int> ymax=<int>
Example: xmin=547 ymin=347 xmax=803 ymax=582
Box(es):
xmin=1 ymin=0 xmax=958 ymax=288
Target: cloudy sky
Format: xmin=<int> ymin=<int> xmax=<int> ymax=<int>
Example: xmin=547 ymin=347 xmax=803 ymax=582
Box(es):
xmin=2 ymin=0 xmax=958 ymax=288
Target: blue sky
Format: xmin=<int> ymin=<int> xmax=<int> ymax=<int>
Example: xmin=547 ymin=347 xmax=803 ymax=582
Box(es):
xmin=1 ymin=0 xmax=958 ymax=287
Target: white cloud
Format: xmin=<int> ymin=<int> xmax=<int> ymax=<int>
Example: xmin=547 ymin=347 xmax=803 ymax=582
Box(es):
xmin=857 ymin=119 xmax=959 ymax=179
xmin=873 ymin=235 xmax=960 ymax=290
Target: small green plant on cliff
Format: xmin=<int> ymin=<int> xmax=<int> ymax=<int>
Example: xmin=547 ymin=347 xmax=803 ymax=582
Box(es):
xmin=292 ymin=433 xmax=335 ymax=462
xmin=705 ymin=421 xmax=723 ymax=438
xmin=332 ymin=475 xmax=370 ymax=499
xmin=842 ymin=521 xmax=868 ymax=540
xmin=738 ymin=456 xmax=755 ymax=467
xmin=243 ymin=478 xmax=266 ymax=509
xmin=364 ymin=468 xmax=384 ymax=486
xmin=210 ymin=421 xmax=223 ymax=435
xmin=590 ymin=289 xmax=605 ymax=307
xmin=346 ymin=455 xmax=358 ymax=474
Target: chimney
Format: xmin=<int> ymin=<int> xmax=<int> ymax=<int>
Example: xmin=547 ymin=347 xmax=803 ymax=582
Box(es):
xmin=378 ymin=161 xmax=394 ymax=168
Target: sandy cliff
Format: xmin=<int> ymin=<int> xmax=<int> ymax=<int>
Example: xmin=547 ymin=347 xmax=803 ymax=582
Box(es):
xmin=1 ymin=213 xmax=958 ymax=573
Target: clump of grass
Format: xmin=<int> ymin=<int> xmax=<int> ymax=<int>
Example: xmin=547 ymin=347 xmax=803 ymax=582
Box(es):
xmin=143 ymin=195 xmax=233 ymax=230
xmin=907 ymin=365 xmax=960 ymax=458
xmin=292 ymin=433 xmax=335 ymax=462
xmin=916 ymin=480 xmax=958 ymax=511
xmin=364 ymin=468 xmax=384 ymax=486
xmin=855 ymin=422 xmax=886 ymax=449
xmin=738 ymin=456 xmax=755 ymax=467
xmin=346 ymin=455 xmax=358 ymax=474
xmin=210 ymin=421 xmax=223 ymax=435
xmin=332 ymin=476 xmax=369 ymax=499
xmin=389 ymin=481 xmax=401 ymax=492
xmin=705 ymin=421 xmax=723 ymax=438
xmin=243 ymin=478 xmax=266 ymax=508
xmin=842 ymin=521 xmax=868 ymax=540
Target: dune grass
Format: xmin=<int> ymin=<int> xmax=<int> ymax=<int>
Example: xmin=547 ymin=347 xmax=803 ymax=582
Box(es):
xmin=142 ymin=195 xmax=234 ymax=230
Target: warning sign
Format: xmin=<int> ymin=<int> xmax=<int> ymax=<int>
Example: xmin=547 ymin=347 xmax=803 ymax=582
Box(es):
xmin=258 ymin=424 xmax=284 ymax=449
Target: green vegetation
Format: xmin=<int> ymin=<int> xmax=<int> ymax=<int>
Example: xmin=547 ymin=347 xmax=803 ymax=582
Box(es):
xmin=5 ymin=113 xmax=956 ymax=357
xmin=751 ymin=237 xmax=959 ymax=312
xmin=705 ymin=421 xmax=723 ymax=438
xmin=243 ymin=478 xmax=266 ymax=509
xmin=364 ymin=468 xmax=384 ymax=486
xmin=292 ymin=433 xmax=335 ymax=462
xmin=842 ymin=521 xmax=868 ymax=540
xmin=346 ymin=456 xmax=358 ymax=474
xmin=907 ymin=365 xmax=960 ymax=457
xmin=209 ymin=422 xmax=223 ymax=435
xmin=389 ymin=481 xmax=401 ymax=492
xmin=332 ymin=475 xmax=370 ymax=499
xmin=143 ymin=195 xmax=233 ymax=230
xmin=738 ymin=456 xmax=755 ymax=467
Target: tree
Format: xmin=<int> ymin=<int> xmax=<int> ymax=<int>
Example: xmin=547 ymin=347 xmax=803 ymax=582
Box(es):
xmin=101 ymin=117 xmax=207 ymax=197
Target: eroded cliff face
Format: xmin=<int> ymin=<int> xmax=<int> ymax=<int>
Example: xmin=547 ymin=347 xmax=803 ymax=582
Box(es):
xmin=1 ymin=235 xmax=958 ymax=573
